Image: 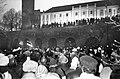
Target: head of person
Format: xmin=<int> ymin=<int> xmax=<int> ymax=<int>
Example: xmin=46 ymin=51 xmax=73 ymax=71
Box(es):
xmin=58 ymin=54 xmax=68 ymax=64
xmin=79 ymin=55 xmax=98 ymax=74
xmin=70 ymin=48 xmax=77 ymax=58
xmin=23 ymin=50 xmax=31 ymax=57
xmin=110 ymin=69 xmax=120 ymax=79
xmin=35 ymin=64 xmax=48 ymax=78
xmin=16 ymin=54 xmax=27 ymax=64
xmin=0 ymin=73 xmax=4 ymax=79
xmin=41 ymin=72 xmax=60 ymax=79
xmin=22 ymin=59 xmax=38 ymax=73
xmin=56 ymin=47 xmax=60 ymax=52
xmin=0 ymin=53 xmax=9 ymax=74
xmin=30 ymin=51 xmax=42 ymax=62
xmin=46 ymin=51 xmax=53 ymax=57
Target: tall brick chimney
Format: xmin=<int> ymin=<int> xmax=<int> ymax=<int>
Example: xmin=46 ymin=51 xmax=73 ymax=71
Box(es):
xmin=22 ymin=0 xmax=34 ymax=29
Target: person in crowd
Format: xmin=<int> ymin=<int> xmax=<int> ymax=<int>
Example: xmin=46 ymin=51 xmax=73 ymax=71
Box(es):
xmin=74 ymin=55 xmax=102 ymax=79
xmin=7 ymin=53 xmax=24 ymax=79
xmin=30 ymin=50 xmax=42 ymax=63
xmin=89 ymin=48 xmax=104 ymax=76
xmin=21 ymin=50 xmax=38 ymax=79
xmin=35 ymin=64 xmax=48 ymax=79
xmin=0 ymin=53 xmax=12 ymax=79
xmin=8 ymin=54 xmax=17 ymax=68
xmin=1 ymin=43 xmax=120 ymax=79
xmin=110 ymin=69 xmax=120 ymax=79
xmin=66 ymin=56 xmax=82 ymax=79
xmin=46 ymin=50 xmax=57 ymax=68
xmin=100 ymin=66 xmax=112 ymax=79
xmin=40 ymin=72 xmax=61 ymax=79
xmin=56 ymin=51 xmax=69 ymax=78
xmin=0 ymin=73 xmax=4 ymax=79
xmin=70 ymin=48 xmax=79 ymax=70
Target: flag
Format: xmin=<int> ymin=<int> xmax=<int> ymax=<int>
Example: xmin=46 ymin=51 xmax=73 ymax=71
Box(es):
xmin=27 ymin=41 xmax=33 ymax=47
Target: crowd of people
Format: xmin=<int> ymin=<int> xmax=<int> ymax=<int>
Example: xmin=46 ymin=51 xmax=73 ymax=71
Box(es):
xmin=41 ymin=15 xmax=120 ymax=28
xmin=0 ymin=44 xmax=120 ymax=79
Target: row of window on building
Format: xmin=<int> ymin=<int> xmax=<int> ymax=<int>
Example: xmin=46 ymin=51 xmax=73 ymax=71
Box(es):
xmin=41 ymin=5 xmax=119 ymax=25
xmin=42 ymin=9 xmax=117 ymax=19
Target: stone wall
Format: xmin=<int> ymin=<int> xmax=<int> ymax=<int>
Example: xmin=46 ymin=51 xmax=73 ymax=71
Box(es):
xmin=6 ymin=23 xmax=115 ymax=49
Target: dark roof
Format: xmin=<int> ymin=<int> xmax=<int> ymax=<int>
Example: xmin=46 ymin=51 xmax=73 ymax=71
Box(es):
xmin=45 ymin=5 xmax=72 ymax=13
xmin=45 ymin=0 xmax=117 ymax=13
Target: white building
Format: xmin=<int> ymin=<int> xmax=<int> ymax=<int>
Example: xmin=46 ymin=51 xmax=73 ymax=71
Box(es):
xmin=40 ymin=1 xmax=119 ymax=27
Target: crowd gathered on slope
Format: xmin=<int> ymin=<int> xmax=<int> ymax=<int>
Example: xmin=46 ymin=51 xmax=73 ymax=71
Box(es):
xmin=42 ymin=15 xmax=120 ymax=28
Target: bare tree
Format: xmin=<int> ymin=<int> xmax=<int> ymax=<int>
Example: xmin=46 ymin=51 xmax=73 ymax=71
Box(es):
xmin=2 ymin=8 xmax=16 ymax=31
xmin=0 ymin=0 xmax=7 ymax=15
xmin=14 ymin=11 xmax=22 ymax=30
xmin=2 ymin=8 xmax=22 ymax=31
xmin=0 ymin=0 xmax=7 ymax=31
xmin=84 ymin=22 xmax=112 ymax=44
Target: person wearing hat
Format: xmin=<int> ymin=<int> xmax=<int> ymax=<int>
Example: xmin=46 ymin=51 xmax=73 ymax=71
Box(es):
xmin=0 ymin=53 xmax=12 ymax=79
xmin=22 ymin=59 xmax=38 ymax=72
xmin=54 ymin=53 xmax=68 ymax=78
xmin=23 ymin=50 xmax=31 ymax=57
xmin=100 ymin=66 xmax=112 ymax=79
xmin=35 ymin=64 xmax=48 ymax=78
xmin=66 ymin=67 xmax=82 ymax=79
xmin=65 ymin=48 xmax=80 ymax=77
xmin=8 ymin=54 xmax=17 ymax=68
xmin=21 ymin=56 xmax=38 ymax=79
xmin=110 ymin=69 xmax=120 ymax=79
xmin=58 ymin=53 xmax=68 ymax=64
xmin=70 ymin=48 xmax=79 ymax=70
xmin=74 ymin=55 xmax=101 ymax=79
xmin=40 ymin=72 xmax=60 ymax=79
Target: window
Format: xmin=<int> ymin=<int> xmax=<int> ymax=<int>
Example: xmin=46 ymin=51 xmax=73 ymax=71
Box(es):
xmin=90 ymin=11 xmax=93 ymax=14
xmin=75 ymin=12 xmax=78 ymax=16
xmin=60 ymin=14 xmax=62 ymax=17
xmin=46 ymin=15 xmax=49 ymax=19
xmin=83 ymin=11 xmax=85 ymax=15
xmin=114 ymin=9 xmax=116 ymax=15
xmin=109 ymin=9 xmax=112 ymax=13
xmin=100 ymin=9 xmax=104 ymax=16
xmin=42 ymin=15 xmax=45 ymax=20
xmin=54 ymin=14 xmax=56 ymax=18
xmin=66 ymin=13 xmax=68 ymax=16
xmin=50 ymin=14 xmax=53 ymax=18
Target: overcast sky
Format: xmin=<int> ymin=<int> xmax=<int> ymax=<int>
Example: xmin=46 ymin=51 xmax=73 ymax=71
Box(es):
xmin=6 ymin=0 xmax=101 ymax=12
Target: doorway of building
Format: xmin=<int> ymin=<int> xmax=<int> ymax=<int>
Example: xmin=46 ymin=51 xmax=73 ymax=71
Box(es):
xmin=48 ymin=38 xmax=57 ymax=48
xmin=64 ymin=37 xmax=76 ymax=47
xmin=35 ymin=38 xmax=42 ymax=48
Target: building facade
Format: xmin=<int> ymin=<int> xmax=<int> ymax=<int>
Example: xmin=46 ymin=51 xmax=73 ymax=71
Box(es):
xmin=40 ymin=1 xmax=119 ymax=27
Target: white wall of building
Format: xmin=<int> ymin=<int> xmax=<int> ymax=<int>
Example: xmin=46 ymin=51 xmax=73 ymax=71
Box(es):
xmin=40 ymin=4 xmax=119 ymax=26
